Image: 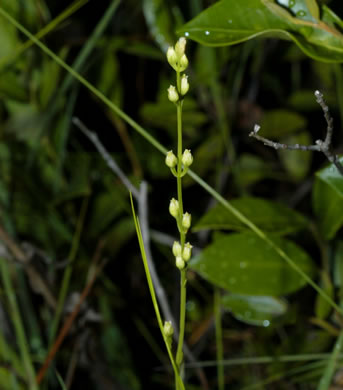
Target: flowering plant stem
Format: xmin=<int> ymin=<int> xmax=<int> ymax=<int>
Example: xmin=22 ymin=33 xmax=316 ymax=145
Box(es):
xmin=166 ymin=39 xmax=193 ymax=389
xmin=176 ymin=71 xmax=187 ymax=371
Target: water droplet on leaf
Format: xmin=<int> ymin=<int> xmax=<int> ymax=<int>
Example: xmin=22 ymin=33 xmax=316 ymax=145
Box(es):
xmin=263 ymin=320 xmax=270 ymax=327
xmin=289 ymin=0 xmax=296 ymax=7
xmin=205 ymin=30 xmax=210 ymax=35
xmin=296 ymin=10 xmax=306 ymax=17
xmin=185 ymin=32 xmax=189 ymax=37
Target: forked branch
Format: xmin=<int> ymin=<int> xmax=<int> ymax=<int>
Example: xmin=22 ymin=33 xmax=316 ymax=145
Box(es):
xmin=249 ymin=90 xmax=343 ymax=176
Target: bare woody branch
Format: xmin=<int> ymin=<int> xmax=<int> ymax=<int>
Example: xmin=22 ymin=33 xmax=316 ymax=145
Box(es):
xmin=249 ymin=90 xmax=343 ymax=176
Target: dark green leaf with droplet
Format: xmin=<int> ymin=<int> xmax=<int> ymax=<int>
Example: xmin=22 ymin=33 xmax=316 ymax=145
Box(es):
xmin=222 ymin=293 xmax=287 ymax=326
xmin=189 ymin=232 xmax=315 ymax=296
xmin=177 ymin=0 xmax=343 ymax=63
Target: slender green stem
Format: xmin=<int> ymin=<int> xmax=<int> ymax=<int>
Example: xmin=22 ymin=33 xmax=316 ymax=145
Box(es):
xmin=176 ymin=73 xmax=184 ymax=238
xmin=214 ymin=288 xmax=224 ymax=390
xmin=0 ymin=259 xmax=38 ymax=390
xmin=176 ymin=269 xmax=187 ymax=366
xmin=175 ymin=71 xmax=187 ymax=380
xmin=130 ymin=196 xmax=185 ymax=390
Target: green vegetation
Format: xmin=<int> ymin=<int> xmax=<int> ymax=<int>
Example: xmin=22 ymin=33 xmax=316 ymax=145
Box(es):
xmin=1 ymin=0 xmax=343 ymax=389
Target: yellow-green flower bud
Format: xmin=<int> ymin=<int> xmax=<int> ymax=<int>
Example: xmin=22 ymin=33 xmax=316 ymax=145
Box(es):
xmin=176 ymin=255 xmax=185 ymax=270
xmin=172 ymin=241 xmax=182 ymax=257
xmin=167 ymin=85 xmax=179 ymax=103
xmin=182 ymin=242 xmax=193 ymax=262
xmin=165 ymin=150 xmax=177 ymax=168
xmin=163 ymin=320 xmax=174 ymax=337
xmin=175 ymin=37 xmax=186 ymax=58
xmin=180 ymin=74 xmax=189 ymax=95
xmin=169 ymin=198 xmax=179 ymax=218
xmin=179 ymin=54 xmax=189 ymax=71
xmin=182 ymin=149 xmax=193 ymax=167
xmin=166 ymin=46 xmax=177 ymax=69
xmin=182 ymin=212 xmax=191 ymax=230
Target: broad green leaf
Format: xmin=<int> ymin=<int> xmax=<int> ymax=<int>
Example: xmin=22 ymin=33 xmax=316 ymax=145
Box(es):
xmin=177 ymin=0 xmax=343 ymax=63
xmin=312 ymin=157 xmax=343 ymax=240
xmin=189 ymin=232 xmax=315 ymax=296
xmin=222 ymin=293 xmax=287 ymax=326
xmin=278 ymin=131 xmax=312 ymax=180
xmin=260 ymin=109 xmax=307 ymax=139
xmin=193 ymin=196 xmax=308 ymax=235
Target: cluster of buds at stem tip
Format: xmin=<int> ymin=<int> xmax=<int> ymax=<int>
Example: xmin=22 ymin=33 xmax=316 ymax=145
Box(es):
xmin=167 ymin=37 xmax=189 ymax=72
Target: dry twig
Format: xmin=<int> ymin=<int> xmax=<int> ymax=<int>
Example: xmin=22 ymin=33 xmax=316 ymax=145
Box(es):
xmin=249 ymin=90 xmax=343 ymax=175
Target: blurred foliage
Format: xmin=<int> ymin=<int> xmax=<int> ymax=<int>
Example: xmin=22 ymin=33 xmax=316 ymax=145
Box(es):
xmin=0 ymin=0 xmax=343 ymax=389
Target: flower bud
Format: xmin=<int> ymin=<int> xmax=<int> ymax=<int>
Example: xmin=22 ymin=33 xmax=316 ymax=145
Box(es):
xmin=182 ymin=212 xmax=191 ymax=230
xmin=175 ymin=37 xmax=186 ymax=58
xmin=176 ymin=255 xmax=185 ymax=270
xmin=164 ymin=320 xmax=174 ymax=337
xmin=179 ymin=54 xmax=188 ymax=71
xmin=165 ymin=150 xmax=177 ymax=168
xmin=167 ymin=85 xmax=179 ymax=103
xmin=182 ymin=242 xmax=193 ymax=262
xmin=182 ymin=149 xmax=193 ymax=167
xmin=172 ymin=241 xmax=182 ymax=257
xmin=180 ymin=74 xmax=189 ymax=95
xmin=166 ymin=46 xmax=177 ymax=68
xmin=169 ymin=198 xmax=179 ymax=218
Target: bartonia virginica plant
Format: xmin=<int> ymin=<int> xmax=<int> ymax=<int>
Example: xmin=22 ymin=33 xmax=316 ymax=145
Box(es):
xmin=132 ymin=37 xmax=193 ymax=389
xmin=166 ymin=37 xmax=193 ymax=373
